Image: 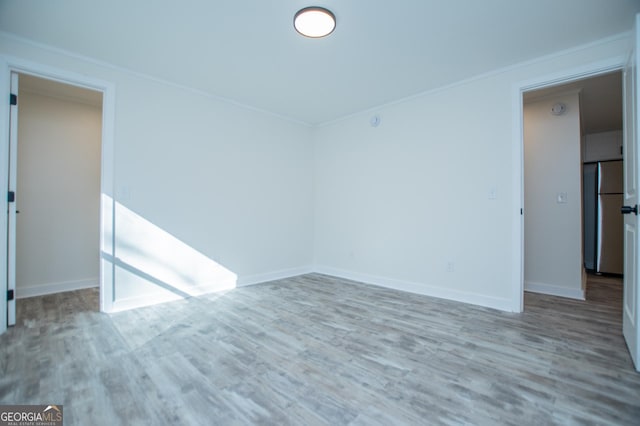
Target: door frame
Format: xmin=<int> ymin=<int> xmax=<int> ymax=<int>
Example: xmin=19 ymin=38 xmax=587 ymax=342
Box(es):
xmin=512 ymin=56 xmax=627 ymax=313
xmin=0 ymin=56 xmax=116 ymax=332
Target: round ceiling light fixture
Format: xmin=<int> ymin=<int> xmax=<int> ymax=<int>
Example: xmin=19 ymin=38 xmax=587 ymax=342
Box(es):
xmin=294 ymin=7 xmax=336 ymax=38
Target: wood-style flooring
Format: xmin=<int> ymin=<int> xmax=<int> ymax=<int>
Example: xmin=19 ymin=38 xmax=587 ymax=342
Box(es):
xmin=1 ymin=273 xmax=639 ymax=425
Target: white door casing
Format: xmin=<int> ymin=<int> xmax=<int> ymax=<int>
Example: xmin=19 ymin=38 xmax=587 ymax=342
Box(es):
xmin=0 ymin=58 xmax=7 ymax=335
xmin=7 ymin=72 xmax=17 ymax=326
xmin=0 ymin=57 xmax=116 ymax=336
xmin=622 ymin=14 xmax=640 ymax=372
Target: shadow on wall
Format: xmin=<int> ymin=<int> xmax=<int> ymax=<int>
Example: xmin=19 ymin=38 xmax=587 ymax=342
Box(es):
xmin=102 ymin=195 xmax=237 ymax=310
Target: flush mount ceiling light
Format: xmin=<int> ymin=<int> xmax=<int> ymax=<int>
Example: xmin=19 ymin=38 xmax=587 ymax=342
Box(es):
xmin=294 ymin=7 xmax=336 ymax=38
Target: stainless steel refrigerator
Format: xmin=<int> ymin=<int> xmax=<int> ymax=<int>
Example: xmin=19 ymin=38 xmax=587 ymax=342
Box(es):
xmin=583 ymin=160 xmax=624 ymax=275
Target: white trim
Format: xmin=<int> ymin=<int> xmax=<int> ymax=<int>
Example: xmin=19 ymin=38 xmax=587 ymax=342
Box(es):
xmin=524 ymin=281 xmax=586 ymax=300
xmin=523 ymin=87 xmax=584 ymax=104
xmin=314 ymin=266 xmax=515 ymax=312
xmin=111 ymin=293 xmax=186 ymax=313
xmin=0 ymin=58 xmax=9 ymax=335
xmin=97 ymin=266 xmax=587 ymax=313
xmin=512 ymin=78 xmax=525 ymax=313
xmin=237 ymin=265 xmax=315 ymax=287
xmin=512 ymin=56 xmax=626 ymax=314
xmin=110 ymin=279 xmax=238 ymax=313
xmin=0 ymin=30 xmax=630 ymax=129
xmin=17 ymin=278 xmax=99 ymax=299
xmin=0 ymin=55 xmax=116 ymax=315
xmin=0 ymin=32 xmax=311 ymax=128
xmin=515 ymin=57 xmax=627 ymax=93
xmin=108 ymin=266 xmax=314 ymax=312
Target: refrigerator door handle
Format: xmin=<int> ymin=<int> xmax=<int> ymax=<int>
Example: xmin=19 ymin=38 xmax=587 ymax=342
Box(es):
xmin=621 ymin=205 xmax=638 ymax=215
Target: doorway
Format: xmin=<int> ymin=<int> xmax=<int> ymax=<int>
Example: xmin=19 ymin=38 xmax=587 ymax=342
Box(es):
xmin=523 ymin=71 xmax=623 ymax=303
xmin=1 ymin=58 xmax=116 ymax=334
xmin=14 ymin=74 xmax=103 ymax=302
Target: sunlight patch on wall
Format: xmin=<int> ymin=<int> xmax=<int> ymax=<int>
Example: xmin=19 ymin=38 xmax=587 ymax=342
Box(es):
xmin=101 ymin=196 xmax=236 ymax=311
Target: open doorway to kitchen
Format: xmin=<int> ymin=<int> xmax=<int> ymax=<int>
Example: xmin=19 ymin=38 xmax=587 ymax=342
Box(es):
xmin=523 ymin=71 xmax=623 ymax=304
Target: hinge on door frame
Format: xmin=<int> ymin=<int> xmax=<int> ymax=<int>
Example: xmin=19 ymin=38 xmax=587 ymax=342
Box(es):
xmin=520 ymin=208 xmax=523 ymax=215
xmin=7 ymin=290 xmax=14 ymax=301
xmin=10 ymin=93 xmax=17 ymax=106
xmin=8 ymin=191 xmax=15 ymax=203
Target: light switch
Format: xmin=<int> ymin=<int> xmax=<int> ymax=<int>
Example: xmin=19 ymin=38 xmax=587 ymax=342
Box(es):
xmin=557 ymin=192 xmax=568 ymax=203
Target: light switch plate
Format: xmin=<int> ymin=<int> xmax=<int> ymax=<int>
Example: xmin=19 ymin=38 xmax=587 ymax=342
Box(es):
xmin=557 ymin=192 xmax=568 ymax=203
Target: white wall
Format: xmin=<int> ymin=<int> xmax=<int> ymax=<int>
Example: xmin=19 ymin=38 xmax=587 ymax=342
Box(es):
xmin=16 ymin=91 xmax=101 ymax=297
xmin=313 ymin=79 xmax=515 ymax=309
xmin=0 ymin=30 xmax=631 ymax=313
xmin=313 ymin=35 xmax=629 ymax=311
xmin=524 ymin=92 xmax=584 ymax=299
xmin=0 ymin=34 xmax=314 ymax=310
xmin=110 ymin=77 xmax=314 ymax=309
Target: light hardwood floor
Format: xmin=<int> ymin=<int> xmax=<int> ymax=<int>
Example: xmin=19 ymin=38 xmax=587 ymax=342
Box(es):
xmin=1 ymin=274 xmax=639 ymax=425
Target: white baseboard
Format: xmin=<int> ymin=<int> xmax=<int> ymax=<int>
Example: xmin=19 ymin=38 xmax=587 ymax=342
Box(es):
xmin=525 ymin=281 xmax=585 ymax=300
xmin=108 ymin=266 xmax=315 ymax=312
xmin=17 ymin=278 xmax=99 ymax=299
xmin=314 ymin=266 xmax=516 ymax=312
xmin=110 ymin=292 xmax=186 ymax=313
xmin=101 ymin=263 xmax=526 ymax=313
xmin=237 ymin=265 xmax=315 ymax=287
xmin=109 ymin=277 xmax=239 ymax=312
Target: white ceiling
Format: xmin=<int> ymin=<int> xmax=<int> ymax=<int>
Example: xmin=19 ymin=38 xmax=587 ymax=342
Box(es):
xmin=1 ymin=0 xmax=638 ymax=125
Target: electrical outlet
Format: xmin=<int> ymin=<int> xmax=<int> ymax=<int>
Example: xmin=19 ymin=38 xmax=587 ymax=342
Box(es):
xmin=488 ymin=186 xmax=497 ymax=200
xmin=446 ymin=262 xmax=454 ymax=272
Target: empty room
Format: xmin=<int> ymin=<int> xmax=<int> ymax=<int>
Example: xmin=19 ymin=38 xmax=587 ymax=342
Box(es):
xmin=1 ymin=1 xmax=640 ymax=425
